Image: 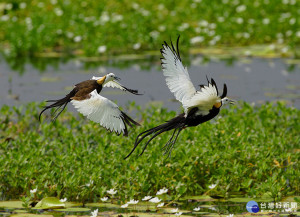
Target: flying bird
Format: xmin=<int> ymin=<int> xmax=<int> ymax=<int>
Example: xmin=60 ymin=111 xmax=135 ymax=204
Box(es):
xmin=39 ymin=73 xmax=141 ymax=136
xmin=125 ymin=36 xmax=235 ymax=158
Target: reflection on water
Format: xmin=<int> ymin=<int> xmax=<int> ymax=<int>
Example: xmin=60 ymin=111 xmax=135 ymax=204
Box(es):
xmin=0 ymin=56 xmax=299 ymax=110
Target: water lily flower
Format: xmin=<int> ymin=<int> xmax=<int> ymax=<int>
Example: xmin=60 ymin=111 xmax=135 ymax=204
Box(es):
xmin=149 ymin=197 xmax=161 ymax=203
xmin=156 ymin=187 xmax=168 ymax=195
xmin=208 ymin=184 xmax=217 ymax=189
xmin=157 ymin=202 xmax=164 ymax=208
xmin=171 ymin=208 xmax=179 ymax=213
xmin=127 ymin=199 xmax=139 ymax=205
xmin=175 ymin=212 xmax=183 ymax=216
xmin=107 ymin=188 xmax=117 ymax=195
xmin=142 ymin=196 xmax=152 ymax=201
xmin=90 ymin=209 xmax=98 ymax=217
xmin=100 ymin=197 xmax=108 ymax=202
xmin=30 ymin=188 xmax=37 ymax=194
xmin=193 ymin=207 xmax=201 ymax=211
xmin=97 ymin=45 xmax=107 ymax=53
xmin=121 ymin=203 xmax=128 ymax=208
xmin=59 ymin=198 xmax=67 ymax=202
xmin=227 ymin=214 xmax=234 ymax=217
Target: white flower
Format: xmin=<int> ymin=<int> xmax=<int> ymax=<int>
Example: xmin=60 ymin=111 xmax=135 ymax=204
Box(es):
xmin=133 ymin=43 xmax=141 ymax=50
xmin=199 ymin=20 xmax=208 ymax=27
xmin=178 ymin=23 xmax=189 ymax=31
xmin=100 ymin=12 xmax=110 ymax=23
xmin=227 ymin=214 xmax=234 ymax=217
xmin=59 ymin=198 xmax=67 ymax=202
xmin=97 ymin=45 xmax=107 ymax=53
xmin=236 ymin=17 xmax=244 ymax=24
xmin=217 ymin=17 xmax=225 ymax=22
xmin=127 ymin=199 xmax=139 ymax=205
xmin=158 ymin=25 xmax=166 ymax=32
xmin=20 ymin=2 xmax=27 ymax=9
xmin=156 ymin=187 xmax=168 ymax=195
xmin=296 ymin=31 xmax=300 ymax=38
xmin=171 ymin=208 xmax=179 ymax=213
xmin=54 ymin=8 xmax=63 ymax=16
xmin=149 ymin=197 xmax=161 ymax=203
xmin=30 ymin=188 xmax=37 ymax=194
xmin=100 ymin=197 xmax=108 ymax=202
xmin=150 ymin=31 xmax=159 ymax=39
xmin=106 ymin=188 xmax=117 ymax=195
xmin=5 ymin=3 xmax=13 ymax=10
xmin=208 ymin=184 xmax=217 ymax=189
xmin=190 ymin=36 xmax=204 ymax=44
xmin=157 ymin=202 xmax=164 ymax=208
xmin=142 ymin=196 xmax=152 ymax=201
xmin=121 ymin=203 xmax=128 ymax=208
xmin=289 ymin=18 xmax=296 ymax=25
xmin=236 ymin=5 xmax=246 ymax=13
xmin=1 ymin=15 xmax=9 ymax=21
xmin=74 ymin=36 xmax=82 ymax=43
xmin=90 ymin=209 xmax=98 ymax=217
xmin=175 ymin=212 xmax=183 ymax=216
xmin=262 ymin=18 xmax=270 ymax=25
xmin=193 ymin=207 xmax=201 ymax=211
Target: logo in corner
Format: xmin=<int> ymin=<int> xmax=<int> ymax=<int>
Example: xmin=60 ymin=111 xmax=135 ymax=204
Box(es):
xmin=246 ymin=200 xmax=259 ymax=213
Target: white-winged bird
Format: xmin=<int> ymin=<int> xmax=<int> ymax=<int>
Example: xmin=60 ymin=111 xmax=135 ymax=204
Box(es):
xmin=124 ymin=36 xmax=235 ymax=158
xmin=39 ymin=73 xmax=141 ymax=136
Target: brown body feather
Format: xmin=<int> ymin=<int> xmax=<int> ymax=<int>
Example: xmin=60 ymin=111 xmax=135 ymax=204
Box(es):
xmin=39 ymin=80 xmax=102 ymax=121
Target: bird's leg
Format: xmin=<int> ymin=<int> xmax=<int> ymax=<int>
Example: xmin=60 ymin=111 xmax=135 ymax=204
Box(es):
xmin=164 ymin=128 xmax=183 ymax=158
xmin=52 ymin=103 xmax=68 ymax=122
xmin=162 ymin=128 xmax=177 ymax=152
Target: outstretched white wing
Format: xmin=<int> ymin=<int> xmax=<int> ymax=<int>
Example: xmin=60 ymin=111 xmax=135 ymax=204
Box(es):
xmin=92 ymin=76 xmax=140 ymax=95
xmin=183 ymin=83 xmax=220 ymax=116
xmin=161 ymin=40 xmax=196 ymax=104
xmin=71 ymin=90 xmax=126 ymax=135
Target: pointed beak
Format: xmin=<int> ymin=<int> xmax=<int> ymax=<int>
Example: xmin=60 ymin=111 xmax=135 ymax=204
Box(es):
xmin=114 ymin=76 xmax=121 ymax=81
xmin=229 ymin=99 xmax=236 ymax=104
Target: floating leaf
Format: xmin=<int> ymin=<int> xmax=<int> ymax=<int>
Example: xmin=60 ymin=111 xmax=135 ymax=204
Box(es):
xmin=55 ymin=208 xmax=91 ymax=212
xmin=34 ymin=197 xmax=65 ymax=210
xmin=10 ymin=214 xmax=53 ymax=217
xmin=0 ymin=201 xmax=24 ymax=209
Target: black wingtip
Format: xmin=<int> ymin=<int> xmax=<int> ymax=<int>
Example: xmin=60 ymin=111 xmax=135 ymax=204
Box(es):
xmin=176 ymin=35 xmax=181 ymax=61
xmin=220 ymin=83 xmax=227 ymax=98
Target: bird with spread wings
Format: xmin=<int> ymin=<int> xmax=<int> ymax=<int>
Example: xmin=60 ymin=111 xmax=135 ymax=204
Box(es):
xmin=39 ymin=73 xmax=141 ymax=136
xmin=125 ymin=36 xmax=235 ymax=158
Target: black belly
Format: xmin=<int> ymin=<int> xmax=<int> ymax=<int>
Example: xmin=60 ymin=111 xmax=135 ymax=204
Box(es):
xmin=185 ymin=107 xmax=220 ymax=127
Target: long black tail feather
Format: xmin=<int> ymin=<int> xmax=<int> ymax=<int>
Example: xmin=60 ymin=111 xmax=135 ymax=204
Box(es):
xmin=39 ymin=96 xmax=71 ymax=121
xmin=124 ymin=114 xmax=186 ymax=159
xmin=121 ymin=111 xmax=141 ymax=137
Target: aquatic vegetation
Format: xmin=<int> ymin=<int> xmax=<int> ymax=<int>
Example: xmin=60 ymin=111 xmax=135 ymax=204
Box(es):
xmin=0 ymin=101 xmax=299 ymax=203
xmin=0 ymin=0 xmax=299 ymax=61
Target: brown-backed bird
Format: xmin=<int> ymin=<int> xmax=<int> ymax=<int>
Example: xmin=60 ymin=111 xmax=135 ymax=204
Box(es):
xmin=39 ymin=73 xmax=141 ymax=136
xmin=124 ymin=36 xmax=235 ymax=158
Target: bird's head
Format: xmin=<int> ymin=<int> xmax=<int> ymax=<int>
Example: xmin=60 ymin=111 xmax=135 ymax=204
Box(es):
xmin=104 ymin=73 xmax=120 ymax=83
xmin=221 ymin=97 xmax=235 ymax=106
xmin=96 ymin=73 xmax=120 ymax=85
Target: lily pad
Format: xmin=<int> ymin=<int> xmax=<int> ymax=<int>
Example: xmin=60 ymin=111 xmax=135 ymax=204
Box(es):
xmin=182 ymin=195 xmax=217 ymax=201
xmin=0 ymin=201 xmax=24 ymax=209
xmin=55 ymin=208 xmax=91 ymax=212
xmin=34 ymin=197 xmax=65 ymax=210
xmin=13 ymin=210 xmax=28 ymax=213
xmin=10 ymin=214 xmax=53 ymax=217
